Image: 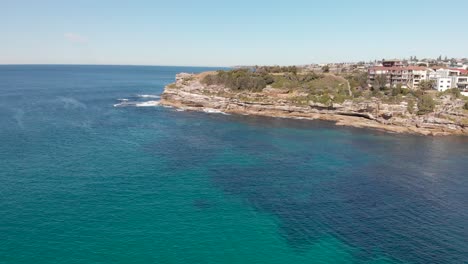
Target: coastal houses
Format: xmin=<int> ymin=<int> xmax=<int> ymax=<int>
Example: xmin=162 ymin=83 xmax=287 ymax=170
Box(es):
xmin=368 ymin=59 xmax=468 ymax=91
xmin=368 ymin=66 xmax=429 ymax=89
xmin=429 ymin=68 xmax=468 ymax=91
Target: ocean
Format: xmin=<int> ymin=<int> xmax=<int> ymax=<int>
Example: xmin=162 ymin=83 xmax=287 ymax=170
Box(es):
xmin=0 ymin=65 xmax=467 ymax=264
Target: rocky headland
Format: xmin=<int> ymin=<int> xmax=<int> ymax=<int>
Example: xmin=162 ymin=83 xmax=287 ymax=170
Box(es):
xmin=161 ymin=71 xmax=468 ymax=136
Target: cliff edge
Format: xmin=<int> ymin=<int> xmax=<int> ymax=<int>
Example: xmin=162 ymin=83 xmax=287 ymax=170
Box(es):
xmin=161 ymin=71 xmax=468 ymax=136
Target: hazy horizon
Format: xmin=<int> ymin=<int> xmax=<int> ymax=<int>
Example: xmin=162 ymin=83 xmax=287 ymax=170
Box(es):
xmin=2 ymin=0 xmax=468 ymax=66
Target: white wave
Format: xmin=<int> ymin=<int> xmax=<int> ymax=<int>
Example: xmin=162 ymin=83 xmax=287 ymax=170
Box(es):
xmin=203 ymin=108 xmax=229 ymax=115
xmin=136 ymin=101 xmax=160 ymax=107
xmin=13 ymin=108 xmax=25 ymax=129
xmin=117 ymin=98 xmax=129 ymax=102
xmin=114 ymin=101 xmax=137 ymax=107
xmin=57 ymin=96 xmax=87 ymax=109
xmin=137 ymin=94 xmax=160 ymax=99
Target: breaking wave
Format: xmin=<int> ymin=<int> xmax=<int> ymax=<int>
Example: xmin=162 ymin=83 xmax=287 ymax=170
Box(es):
xmin=114 ymin=96 xmax=160 ymax=108
xmin=203 ymin=108 xmax=229 ymax=115
xmin=137 ymin=94 xmax=160 ymax=99
xmin=136 ymin=101 xmax=160 ymax=107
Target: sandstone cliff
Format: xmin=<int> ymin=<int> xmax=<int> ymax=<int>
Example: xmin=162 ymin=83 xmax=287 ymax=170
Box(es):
xmin=161 ymin=73 xmax=468 ymax=136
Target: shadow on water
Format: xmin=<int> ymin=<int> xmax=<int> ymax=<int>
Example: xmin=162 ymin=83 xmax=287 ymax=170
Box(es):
xmin=150 ymin=109 xmax=468 ymax=264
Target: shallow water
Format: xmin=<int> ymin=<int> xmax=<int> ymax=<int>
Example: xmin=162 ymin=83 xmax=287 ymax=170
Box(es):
xmin=0 ymin=65 xmax=467 ymax=263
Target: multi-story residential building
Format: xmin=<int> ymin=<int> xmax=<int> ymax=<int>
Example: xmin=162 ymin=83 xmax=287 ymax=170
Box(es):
xmin=435 ymin=77 xmax=454 ymax=91
xmin=456 ymin=76 xmax=468 ymax=90
xmin=368 ymin=66 xmax=430 ymax=89
xmin=381 ymin=59 xmax=403 ymax=67
xmin=449 ymin=61 xmax=468 ymax=70
xmin=429 ymin=68 xmax=468 ymax=91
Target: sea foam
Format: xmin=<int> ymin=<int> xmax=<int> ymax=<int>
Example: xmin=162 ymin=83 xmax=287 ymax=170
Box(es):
xmin=135 ymin=101 xmax=160 ymax=107
xmin=203 ymin=108 xmax=229 ymax=115
xmin=137 ymin=94 xmax=160 ymax=99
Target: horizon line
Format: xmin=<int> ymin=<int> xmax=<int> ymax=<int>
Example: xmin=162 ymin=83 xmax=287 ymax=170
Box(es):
xmin=0 ymin=63 xmax=232 ymax=68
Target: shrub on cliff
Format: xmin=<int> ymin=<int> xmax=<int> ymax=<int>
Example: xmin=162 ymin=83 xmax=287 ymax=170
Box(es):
xmin=391 ymin=84 xmax=409 ymax=96
xmin=439 ymin=88 xmax=462 ymax=99
xmin=419 ymin=80 xmax=436 ymax=91
xmin=262 ymin=74 xmax=275 ymax=85
xmin=407 ymin=100 xmax=415 ymax=114
xmin=299 ymin=72 xmax=321 ymax=82
xmin=372 ymin=74 xmax=388 ymax=91
xmin=417 ymin=94 xmax=435 ymax=115
xmin=201 ymin=69 xmax=268 ymax=91
xmin=255 ymin=66 xmax=298 ymax=74
xmin=345 ymin=72 xmax=368 ymax=90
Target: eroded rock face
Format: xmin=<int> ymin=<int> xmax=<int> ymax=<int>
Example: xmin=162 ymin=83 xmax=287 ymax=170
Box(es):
xmin=161 ymin=73 xmax=468 ymax=136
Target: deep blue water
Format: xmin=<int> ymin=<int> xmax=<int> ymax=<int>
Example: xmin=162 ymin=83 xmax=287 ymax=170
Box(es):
xmin=0 ymin=65 xmax=467 ymax=264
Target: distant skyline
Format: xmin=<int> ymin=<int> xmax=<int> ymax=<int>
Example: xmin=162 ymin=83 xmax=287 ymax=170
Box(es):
xmin=1 ymin=0 xmax=468 ymax=66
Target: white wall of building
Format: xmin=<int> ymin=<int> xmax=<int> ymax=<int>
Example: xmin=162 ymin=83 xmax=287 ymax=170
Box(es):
xmin=436 ymin=77 xmax=455 ymax=91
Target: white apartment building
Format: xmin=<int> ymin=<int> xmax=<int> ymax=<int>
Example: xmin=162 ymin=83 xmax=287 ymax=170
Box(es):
xmin=435 ymin=77 xmax=455 ymax=91
xmin=412 ymin=69 xmax=429 ymax=88
xmin=368 ymin=64 xmax=468 ymax=91
xmin=429 ymin=68 xmax=468 ymax=91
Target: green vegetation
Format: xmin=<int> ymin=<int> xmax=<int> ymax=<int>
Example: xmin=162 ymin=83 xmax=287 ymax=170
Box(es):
xmin=464 ymin=101 xmax=468 ymax=110
xmin=255 ymin=66 xmax=298 ymax=74
xmin=346 ymin=72 xmax=368 ymax=89
xmin=417 ymin=94 xmax=435 ymax=115
xmin=419 ymin=80 xmax=435 ymax=91
xmin=270 ymin=73 xmax=351 ymax=104
xmin=439 ymin=88 xmax=463 ymax=99
xmin=372 ymin=74 xmax=388 ymax=91
xmin=202 ymin=69 xmax=269 ymax=91
xmin=198 ymin=69 xmax=466 ymax=115
xmin=407 ymin=100 xmax=415 ymax=114
xmin=201 ymin=69 xmax=351 ymax=105
xmin=391 ymin=84 xmax=409 ymax=96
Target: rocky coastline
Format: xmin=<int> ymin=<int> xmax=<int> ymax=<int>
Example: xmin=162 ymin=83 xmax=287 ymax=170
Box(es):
xmin=161 ymin=72 xmax=468 ymax=136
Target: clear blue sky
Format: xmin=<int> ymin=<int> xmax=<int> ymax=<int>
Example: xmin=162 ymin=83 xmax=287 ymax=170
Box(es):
xmin=1 ymin=0 xmax=467 ymax=66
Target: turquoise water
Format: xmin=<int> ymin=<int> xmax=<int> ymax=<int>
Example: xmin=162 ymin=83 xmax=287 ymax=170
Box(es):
xmin=0 ymin=65 xmax=467 ymax=264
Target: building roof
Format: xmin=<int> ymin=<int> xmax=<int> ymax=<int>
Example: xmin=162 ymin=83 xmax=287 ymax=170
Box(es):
xmin=370 ymin=66 xmax=429 ymax=71
xmin=432 ymin=68 xmax=468 ymax=74
xmin=456 ymin=69 xmax=468 ymax=75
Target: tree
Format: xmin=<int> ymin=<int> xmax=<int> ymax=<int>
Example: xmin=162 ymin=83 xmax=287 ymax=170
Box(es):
xmin=373 ymin=74 xmax=388 ymax=90
xmin=417 ymin=94 xmax=435 ymax=115
xmin=289 ymin=66 xmax=298 ymax=75
xmin=419 ymin=80 xmax=435 ymax=91
xmin=392 ymin=83 xmax=403 ymax=96
xmin=262 ymin=74 xmax=275 ymax=85
xmin=322 ymin=65 xmax=330 ymax=73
